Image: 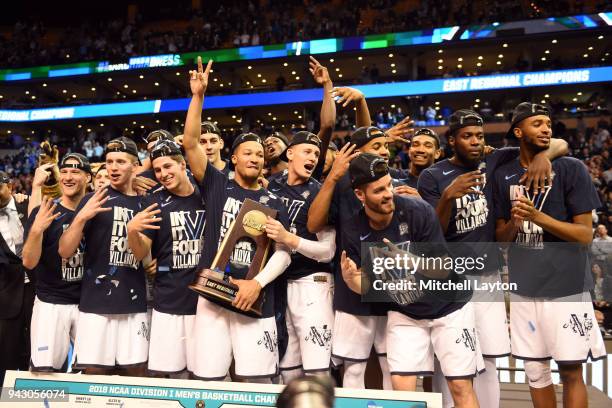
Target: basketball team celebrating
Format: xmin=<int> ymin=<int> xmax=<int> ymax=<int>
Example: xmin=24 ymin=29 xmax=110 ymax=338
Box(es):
xmin=22 ymin=56 xmax=606 ymax=408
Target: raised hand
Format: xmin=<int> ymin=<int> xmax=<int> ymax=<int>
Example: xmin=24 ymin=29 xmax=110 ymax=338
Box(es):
xmin=441 ymin=171 xmax=484 ymax=200
xmin=327 ymin=143 xmax=359 ymax=182
xmin=76 ymin=187 xmax=112 ymax=222
xmin=309 ymin=56 xmax=331 ymax=85
xmin=386 ymin=116 xmax=414 ymax=145
xmin=189 ymin=56 xmax=213 ymax=97
xmin=229 ymin=277 xmax=262 ymax=311
xmin=127 ymin=203 xmax=161 ymax=234
xmin=32 ymin=163 xmax=56 ymax=188
xmin=331 ymin=87 xmax=364 ymax=108
xmin=31 ymin=196 xmax=60 ymax=234
xmin=340 ymin=250 xmax=362 ymax=294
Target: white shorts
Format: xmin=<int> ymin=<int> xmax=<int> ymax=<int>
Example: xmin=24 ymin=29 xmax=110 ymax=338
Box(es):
xmin=73 ymin=311 xmax=150 ymax=368
xmin=331 ymin=311 xmax=387 ymax=362
xmin=192 ymin=297 xmax=279 ymax=380
xmin=469 ymin=273 xmax=511 ymax=358
xmin=510 ymin=292 xmax=606 ymax=364
xmin=387 ymin=303 xmax=484 ymax=378
xmin=148 ymin=310 xmax=196 ymax=374
xmin=280 ymin=273 xmax=334 ymax=372
xmin=30 ymin=297 xmax=79 ymax=372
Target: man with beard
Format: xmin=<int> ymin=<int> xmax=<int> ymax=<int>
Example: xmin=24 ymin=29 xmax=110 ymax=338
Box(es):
xmin=59 ymin=137 xmax=148 ymax=376
xmin=23 ymin=153 xmax=91 ymax=372
xmin=341 ymin=153 xmax=480 ymax=408
xmin=126 ymin=139 xmax=203 ymax=377
xmin=418 ymin=109 xmax=568 ymax=408
xmin=494 ymin=102 xmax=606 ymax=408
xmin=306 ymin=125 xmax=412 ymax=389
xmin=183 ymin=57 xmax=291 ymax=382
xmin=200 ymin=121 xmax=233 ymax=178
xmin=265 ymin=131 xmax=290 ymax=176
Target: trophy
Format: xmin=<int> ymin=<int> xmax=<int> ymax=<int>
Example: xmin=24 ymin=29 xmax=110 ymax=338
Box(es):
xmin=39 ymin=140 xmax=61 ymax=199
xmin=189 ymin=199 xmax=278 ymax=317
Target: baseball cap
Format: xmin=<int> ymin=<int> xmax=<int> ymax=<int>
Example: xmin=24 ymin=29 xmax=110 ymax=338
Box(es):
xmin=413 ymin=128 xmax=441 ymax=148
xmin=350 ymin=126 xmax=386 ymax=149
xmin=59 ymin=153 xmax=91 ymax=173
xmin=280 ymin=131 xmax=321 ymax=161
xmin=150 ymin=139 xmax=183 ymax=161
xmin=265 ymin=131 xmax=290 ymax=148
xmin=448 ymin=110 xmax=484 ymax=135
xmin=231 ymin=132 xmax=263 ymax=152
xmin=201 ymin=121 xmax=221 ymax=136
xmin=94 ymin=163 xmax=107 ymax=176
xmin=143 ymin=129 xmax=173 ymax=144
xmin=506 ymin=102 xmax=550 ymax=139
xmin=105 ymin=137 xmax=141 ymax=163
xmin=328 ymin=142 xmax=338 ymax=152
xmin=349 ymin=153 xmax=389 ymax=188
xmin=0 ymin=171 xmax=10 ymax=184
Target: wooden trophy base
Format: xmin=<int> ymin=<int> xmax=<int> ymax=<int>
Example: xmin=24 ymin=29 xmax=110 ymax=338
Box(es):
xmin=189 ymin=268 xmax=263 ymax=318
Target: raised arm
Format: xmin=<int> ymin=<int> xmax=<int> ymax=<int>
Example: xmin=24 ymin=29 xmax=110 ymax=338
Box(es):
xmin=332 ymin=87 xmax=371 ymax=128
xmin=28 ymin=163 xmax=54 ymax=216
xmin=309 ymin=57 xmax=335 ymax=180
xmin=307 ymin=143 xmax=359 ymax=233
xmin=22 ymin=197 xmax=59 ymax=270
xmin=183 ymin=57 xmax=212 ymax=183
xmin=58 ymin=188 xmax=111 ymax=258
xmin=126 ymin=203 xmax=160 ymax=261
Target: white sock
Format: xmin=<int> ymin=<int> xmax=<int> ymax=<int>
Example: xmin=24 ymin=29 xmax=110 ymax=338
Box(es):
xmin=342 ymin=361 xmax=367 ymax=389
xmin=378 ymin=356 xmax=393 ymax=390
xmin=473 ymin=358 xmax=500 ymax=408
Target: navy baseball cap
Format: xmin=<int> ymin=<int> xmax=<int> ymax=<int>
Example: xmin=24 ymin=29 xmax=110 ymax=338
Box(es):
xmin=265 ymin=131 xmax=289 ymax=147
xmin=280 ymin=131 xmax=321 ymax=161
xmin=231 ymin=132 xmax=263 ymax=152
xmin=448 ymin=110 xmax=484 ymax=135
xmin=105 ymin=137 xmax=141 ymax=164
xmin=350 ymin=126 xmax=386 ymax=149
xmin=201 ymin=121 xmax=221 ymax=136
xmin=144 ymin=129 xmax=174 ymax=145
xmin=150 ymin=139 xmax=183 ymax=161
xmin=413 ymin=128 xmax=441 ymax=148
xmin=59 ymin=153 xmax=91 ymax=173
xmin=349 ymin=153 xmax=389 ymax=188
xmin=506 ymin=102 xmax=550 ymax=139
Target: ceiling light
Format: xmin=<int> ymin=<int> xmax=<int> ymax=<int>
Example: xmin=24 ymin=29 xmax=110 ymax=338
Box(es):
xmin=437 ymin=50 xmax=442 ymax=54
xmin=154 ymin=82 xmax=159 ymax=86
xmin=498 ymin=54 xmax=503 ymax=58
xmin=598 ymin=35 xmax=604 ymax=40
xmin=72 ymin=94 xmax=77 ymax=98
xmin=257 ymin=73 xmax=261 ymax=77
xmin=283 ymin=62 xmax=288 ymax=67
xmin=219 ymin=83 xmax=224 ymax=87
xmin=107 ymin=77 xmax=112 ymax=82
xmin=338 ymin=74 xmax=343 ymax=78
xmin=268 ymin=112 xmax=272 ymax=116
xmin=175 ymin=72 xmax=180 ymax=76
xmin=335 ymin=68 xmax=340 ymax=72
xmin=298 ymin=115 xmax=302 ymax=119
xmin=25 ymin=91 xmax=29 ymax=94
xmin=391 ymin=69 xmax=397 ymax=74
xmin=273 ymin=117 xmax=277 ymax=121
xmin=42 ymin=83 xmax=47 ymax=87
xmin=291 ymin=71 xmax=296 ymax=75
xmin=541 ymin=100 xmax=546 ymax=104
xmin=497 ymin=61 xmax=501 ymax=65
xmin=174 ymin=119 xmax=179 ymax=123
xmin=86 ymin=128 xmax=91 ymax=132
xmin=123 ymin=84 xmax=128 ymax=88
xmin=232 ymin=115 xmax=236 ymax=119
xmin=100 ymin=123 xmax=104 ymax=127
xmin=132 ymin=121 xmax=136 ymax=125
xmin=476 ymin=62 xmax=482 ymax=67
xmin=572 ymin=97 xmax=578 ymax=101
xmin=207 ymin=117 xmax=212 ymax=120
xmin=457 ymin=64 xmax=462 ymax=68
xmin=391 ymin=104 xmax=396 ymax=108
xmin=502 ymin=43 xmax=508 ymax=47
xmin=213 ymin=78 xmax=218 ymax=82
xmin=577 ymin=92 xmax=582 ymax=95
xmin=476 ymin=99 xmax=480 ymax=102
xmin=437 ymin=59 xmax=443 ymax=63
xmin=544 ymin=94 xmax=549 ymax=98
xmin=478 ymin=56 xmax=483 ymax=60
xmin=435 ymin=101 xmax=440 ymax=105
xmin=139 ymin=75 xmax=144 ymax=79
xmin=358 ymin=56 xmax=363 ymax=61
xmin=458 ymin=57 xmax=463 ymax=61
xmin=31 ymin=95 xmax=36 ymax=99
xmin=541 ymin=57 xmax=546 ymax=61
xmin=262 ymin=79 xmax=267 ymax=83
xmin=389 ymin=53 xmax=394 ymax=57
xmin=583 ymin=53 xmax=589 ymax=58
xmin=390 ymin=63 xmax=396 ymax=67
xmin=588 ymin=46 xmax=594 ymax=50
xmin=132 ymin=90 xmax=136 ymax=93
xmin=330 ymin=58 xmax=334 ymax=62
xmin=438 ymin=65 xmax=443 ymax=70
xmin=62 ymin=89 xmax=67 ymax=93
xmin=294 ymin=77 xmax=299 ymax=80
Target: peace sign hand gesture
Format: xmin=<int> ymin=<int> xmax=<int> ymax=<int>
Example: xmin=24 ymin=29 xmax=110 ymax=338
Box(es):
xmin=189 ymin=56 xmax=213 ymax=97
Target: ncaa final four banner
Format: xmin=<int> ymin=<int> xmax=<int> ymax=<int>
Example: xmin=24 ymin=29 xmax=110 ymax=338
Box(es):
xmin=1 ymin=371 xmax=442 ymax=407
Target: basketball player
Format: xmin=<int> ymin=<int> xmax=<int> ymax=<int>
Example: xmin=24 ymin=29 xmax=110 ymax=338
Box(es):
xmin=183 ymin=57 xmax=291 ymax=382
xmin=93 ymin=164 xmax=110 ymax=191
xmin=23 ymin=153 xmax=91 ymax=372
xmin=341 ymin=153 xmax=481 ymax=407
xmin=417 ymin=109 xmax=568 ymax=407
xmin=58 ymin=137 xmax=148 ymax=376
xmin=200 ymin=121 xmax=233 ymax=178
xmin=265 ymin=131 xmax=290 ymax=177
xmin=494 ymin=102 xmax=606 ymax=408
xmin=126 ymin=139 xmax=203 ymax=376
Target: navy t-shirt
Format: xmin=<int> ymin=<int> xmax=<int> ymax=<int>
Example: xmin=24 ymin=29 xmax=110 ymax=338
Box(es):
xmin=268 ymin=172 xmax=331 ymax=280
xmin=493 ymin=156 xmax=599 ymax=297
xmin=395 ymin=172 xmax=419 ymax=189
xmin=76 ymin=187 xmax=147 ymax=314
xmin=25 ymin=201 xmax=82 ymax=304
xmin=418 ymin=148 xmax=519 ymax=273
xmin=342 ymin=195 xmax=468 ymax=319
xmin=142 ymin=186 xmax=205 ymax=315
xmin=199 ymin=163 xmax=290 ymax=318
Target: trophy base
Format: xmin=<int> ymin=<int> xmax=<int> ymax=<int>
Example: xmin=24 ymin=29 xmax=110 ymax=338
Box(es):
xmin=189 ymin=268 xmax=263 ymax=318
